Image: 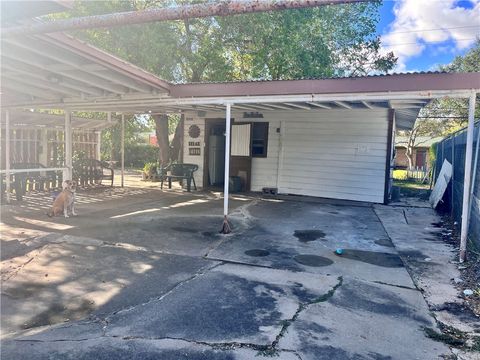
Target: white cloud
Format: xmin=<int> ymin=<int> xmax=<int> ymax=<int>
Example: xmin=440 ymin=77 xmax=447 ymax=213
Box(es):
xmin=380 ymin=0 xmax=480 ymax=71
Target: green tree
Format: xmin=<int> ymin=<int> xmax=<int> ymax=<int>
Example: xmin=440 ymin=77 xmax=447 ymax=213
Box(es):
xmin=423 ymin=39 xmax=480 ymax=129
xmin=56 ymin=0 xmax=397 ymax=164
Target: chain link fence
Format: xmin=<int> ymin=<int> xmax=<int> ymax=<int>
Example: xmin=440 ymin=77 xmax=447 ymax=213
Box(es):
xmin=434 ymin=122 xmax=480 ymax=245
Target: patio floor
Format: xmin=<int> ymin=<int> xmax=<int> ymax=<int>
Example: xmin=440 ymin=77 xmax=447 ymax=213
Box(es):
xmin=0 ymin=178 xmax=457 ymax=359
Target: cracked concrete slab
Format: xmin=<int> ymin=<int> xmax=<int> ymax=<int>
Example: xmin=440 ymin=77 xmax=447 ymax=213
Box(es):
xmin=375 ymin=205 xmax=480 ymax=338
xmin=1 ymin=238 xmax=216 ymax=336
xmin=208 ymin=201 xmax=414 ymax=287
xmin=1 ymin=190 xmax=463 ymax=359
xmin=105 ymin=263 xmax=338 ymax=345
xmin=279 ymin=277 xmax=451 ymax=359
xmin=0 ymin=337 xmax=301 ymax=360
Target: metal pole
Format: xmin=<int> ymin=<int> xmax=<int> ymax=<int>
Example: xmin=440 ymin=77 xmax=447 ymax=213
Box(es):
xmin=121 ymin=114 xmax=125 ymax=188
xmin=451 ymin=136 xmax=455 ymax=215
xmin=224 ymin=103 xmax=232 ymax=217
xmin=2 ymin=0 xmax=367 ymax=37
xmin=468 ymin=122 xmax=480 ymax=227
xmin=460 ymin=92 xmax=476 ymax=263
xmin=5 ymin=111 xmax=11 ymax=203
xmin=64 ymin=111 xmax=72 ymax=180
xmin=96 ymin=131 xmax=102 ymax=161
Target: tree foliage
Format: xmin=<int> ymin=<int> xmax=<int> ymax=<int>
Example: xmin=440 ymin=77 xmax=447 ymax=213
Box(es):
xmin=66 ymin=0 xmax=396 ymax=82
xmin=400 ymin=39 xmax=480 ymax=168
xmin=422 ymin=39 xmax=480 ymax=129
xmin=57 ymin=0 xmax=397 ymax=164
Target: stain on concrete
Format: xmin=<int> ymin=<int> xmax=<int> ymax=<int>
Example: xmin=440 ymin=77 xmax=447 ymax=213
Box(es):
xmin=2 ymin=282 xmax=47 ymax=299
xmin=23 ymin=299 xmax=94 ymax=329
xmin=294 ymin=230 xmax=326 ymax=242
xmin=294 ymin=255 xmax=333 ymax=267
xmin=336 ymin=249 xmax=404 ymax=268
xmin=105 ymin=273 xmax=286 ymax=342
xmin=332 ymin=280 xmax=430 ymax=324
xmin=202 ymin=231 xmax=220 ymax=238
xmin=298 ymin=344 xmax=364 ymax=360
xmin=245 ymin=249 xmax=270 ymax=257
xmin=374 ymin=238 xmax=394 ymax=248
xmin=171 ymin=227 xmax=198 ymax=233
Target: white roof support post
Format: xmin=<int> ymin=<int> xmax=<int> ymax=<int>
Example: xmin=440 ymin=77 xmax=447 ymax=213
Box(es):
xmin=221 ymin=103 xmax=232 ymax=234
xmin=121 ymin=114 xmax=125 ymax=188
xmin=64 ymin=111 xmax=72 ymax=180
xmin=5 ymin=110 xmax=11 ymax=203
xmin=460 ymin=91 xmax=477 ymax=263
xmin=96 ymin=131 xmax=102 ymax=161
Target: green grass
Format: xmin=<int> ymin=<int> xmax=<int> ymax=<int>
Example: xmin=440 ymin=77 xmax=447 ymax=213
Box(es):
xmin=393 ymin=169 xmax=408 ymax=180
xmin=393 ymin=180 xmax=430 ymax=190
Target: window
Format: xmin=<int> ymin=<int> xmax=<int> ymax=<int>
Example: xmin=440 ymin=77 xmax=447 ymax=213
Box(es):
xmin=251 ymin=122 xmax=269 ymax=157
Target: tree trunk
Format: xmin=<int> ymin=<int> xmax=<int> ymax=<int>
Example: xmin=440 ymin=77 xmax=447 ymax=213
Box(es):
xmin=153 ymin=114 xmax=170 ymax=167
xmin=170 ymin=115 xmax=184 ymax=163
xmin=406 ymin=126 xmax=419 ymax=169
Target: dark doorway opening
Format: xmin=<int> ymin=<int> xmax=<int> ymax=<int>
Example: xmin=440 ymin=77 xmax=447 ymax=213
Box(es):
xmin=204 ymin=119 xmax=226 ymax=188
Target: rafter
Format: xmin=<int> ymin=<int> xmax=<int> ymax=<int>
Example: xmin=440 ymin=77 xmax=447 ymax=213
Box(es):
xmin=284 ymin=102 xmax=311 ymax=110
xmin=333 ymin=101 xmax=352 ymax=109
xmin=307 ymin=102 xmax=332 ymax=109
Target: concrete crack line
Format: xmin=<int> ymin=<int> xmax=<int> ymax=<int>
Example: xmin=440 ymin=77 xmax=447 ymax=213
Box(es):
xmin=115 ymin=335 xmax=274 ymax=352
xmin=402 ymin=209 xmax=409 ymax=225
xmin=1 ymin=244 xmax=49 ymax=282
xmin=13 ymin=337 xmax=97 ymax=343
xmin=102 ymin=261 xmax=222 ymax=323
xmin=109 ymin=277 xmax=344 ymax=356
xmin=372 ymin=280 xmax=419 ymax=291
xmin=203 ymin=256 xmax=274 ymax=270
xmin=270 ymin=276 xmax=344 ymax=353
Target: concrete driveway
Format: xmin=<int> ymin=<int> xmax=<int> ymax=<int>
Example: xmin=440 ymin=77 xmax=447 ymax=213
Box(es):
xmin=1 ymin=187 xmax=451 ymax=359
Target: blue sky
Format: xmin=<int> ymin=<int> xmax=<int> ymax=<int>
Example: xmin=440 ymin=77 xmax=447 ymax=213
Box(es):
xmin=376 ymin=0 xmax=479 ymax=72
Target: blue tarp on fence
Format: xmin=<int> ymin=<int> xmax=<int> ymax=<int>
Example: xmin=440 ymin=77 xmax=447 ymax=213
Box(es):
xmin=435 ymin=123 xmax=480 ymax=245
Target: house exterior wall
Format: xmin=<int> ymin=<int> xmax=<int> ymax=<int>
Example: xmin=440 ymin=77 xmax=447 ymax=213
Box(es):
xmin=395 ymin=147 xmax=430 ymax=169
xmin=183 ymin=108 xmax=389 ymax=203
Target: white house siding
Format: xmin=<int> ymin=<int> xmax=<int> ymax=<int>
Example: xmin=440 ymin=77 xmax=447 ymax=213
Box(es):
xmin=183 ymin=109 xmax=388 ymax=203
xmin=276 ymin=109 xmax=389 ymax=203
xmin=250 ymin=119 xmax=281 ymax=191
xmin=183 ymin=115 xmax=205 ymax=188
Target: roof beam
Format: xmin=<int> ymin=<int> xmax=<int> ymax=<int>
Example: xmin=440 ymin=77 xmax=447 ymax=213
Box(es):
xmin=1 ymin=59 xmax=104 ymax=96
xmin=2 ymin=72 xmax=81 ymax=98
xmin=307 ymin=102 xmax=332 ymax=109
xmin=361 ymin=101 xmax=374 ymax=109
xmin=2 ymin=0 xmax=368 ymax=37
xmin=262 ymin=103 xmax=294 ymax=110
xmin=333 ymin=101 xmax=352 ymax=109
xmin=3 ymin=40 xmax=132 ymax=94
xmin=1 ymin=46 xmax=127 ymax=95
xmin=284 ymin=103 xmax=311 ymax=110
xmin=1 ymin=80 xmax=62 ymax=101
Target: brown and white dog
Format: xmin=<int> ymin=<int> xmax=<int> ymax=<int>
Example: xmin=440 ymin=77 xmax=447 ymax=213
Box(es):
xmin=47 ymin=180 xmax=77 ymax=218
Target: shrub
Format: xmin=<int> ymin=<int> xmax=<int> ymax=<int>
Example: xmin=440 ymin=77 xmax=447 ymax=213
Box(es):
xmin=124 ymin=144 xmax=158 ymax=168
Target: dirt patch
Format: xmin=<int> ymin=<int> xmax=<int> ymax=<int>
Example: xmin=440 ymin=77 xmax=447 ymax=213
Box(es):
xmin=293 ymin=230 xmax=326 ymax=243
xmin=335 ymin=249 xmax=404 ymax=268
xmin=244 ymin=249 xmax=270 ymax=257
xmin=294 ymin=255 xmax=333 ymax=267
xmin=431 ymin=302 xmax=480 ymax=326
